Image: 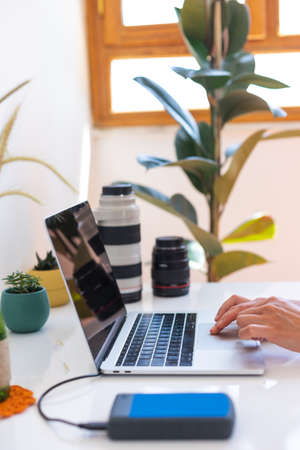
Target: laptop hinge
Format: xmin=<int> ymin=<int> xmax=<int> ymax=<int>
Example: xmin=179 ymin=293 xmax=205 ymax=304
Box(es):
xmin=96 ymin=315 xmax=127 ymax=369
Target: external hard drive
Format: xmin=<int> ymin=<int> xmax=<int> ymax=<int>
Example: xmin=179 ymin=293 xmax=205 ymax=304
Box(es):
xmin=108 ymin=392 xmax=235 ymax=440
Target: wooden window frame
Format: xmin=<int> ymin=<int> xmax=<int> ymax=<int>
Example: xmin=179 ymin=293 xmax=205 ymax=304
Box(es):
xmin=86 ymin=0 xmax=300 ymax=127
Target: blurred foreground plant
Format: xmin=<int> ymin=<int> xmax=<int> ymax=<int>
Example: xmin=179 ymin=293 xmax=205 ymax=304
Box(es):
xmin=0 ymin=81 xmax=76 ymax=203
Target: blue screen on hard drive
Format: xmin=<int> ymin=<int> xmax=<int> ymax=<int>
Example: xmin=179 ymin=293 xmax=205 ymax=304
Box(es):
xmin=45 ymin=201 xmax=126 ymax=365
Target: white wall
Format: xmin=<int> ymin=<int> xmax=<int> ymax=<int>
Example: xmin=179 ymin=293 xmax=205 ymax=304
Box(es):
xmin=89 ymin=121 xmax=300 ymax=284
xmin=0 ymin=0 xmax=90 ymax=288
xmin=2 ymin=0 xmax=299 ymax=289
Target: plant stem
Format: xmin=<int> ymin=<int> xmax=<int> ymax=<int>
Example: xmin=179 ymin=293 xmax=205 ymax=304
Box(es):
xmin=208 ymin=0 xmax=223 ymax=282
xmin=213 ymin=0 xmax=223 ymax=69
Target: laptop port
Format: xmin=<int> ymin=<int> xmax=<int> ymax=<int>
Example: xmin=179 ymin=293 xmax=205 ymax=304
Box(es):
xmin=113 ymin=371 xmax=119 ymax=373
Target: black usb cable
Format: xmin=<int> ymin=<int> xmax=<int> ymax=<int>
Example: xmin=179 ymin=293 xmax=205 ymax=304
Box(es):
xmin=37 ymin=371 xmax=108 ymax=430
xmin=37 ymin=373 xmax=236 ymax=440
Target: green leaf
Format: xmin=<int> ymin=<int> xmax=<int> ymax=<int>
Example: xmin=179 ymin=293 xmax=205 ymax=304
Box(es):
xmin=137 ymin=155 xmax=171 ymax=170
xmin=0 ymin=106 xmax=76 ymax=195
xmin=169 ymin=156 xmax=218 ymax=173
xmin=221 ymin=0 xmax=230 ymax=30
xmin=1 ymin=157 xmax=77 ymax=193
xmin=183 ymin=219 xmax=223 ymax=257
xmin=219 ymin=90 xmax=287 ymax=125
xmin=214 ymin=129 xmax=266 ymax=205
xmin=185 ymin=239 xmax=206 ymax=270
xmin=175 ymin=128 xmax=206 ymax=194
xmin=0 ymin=190 xmax=41 ymax=203
xmin=188 ymin=69 xmax=231 ymax=91
xmin=181 ymin=0 xmax=209 ymax=46
xmin=0 ymin=107 xmax=19 ymax=168
xmin=175 ymin=125 xmax=215 ymax=195
xmin=198 ymin=122 xmax=215 ymax=159
xmin=228 ymin=73 xmax=289 ymax=90
xmin=184 ymin=38 xmax=210 ymax=69
xmin=120 ymin=183 xmax=223 ymax=257
xmin=222 ymin=213 xmax=276 ymax=243
xmin=225 ymin=143 xmax=239 ymax=158
xmin=172 ymin=66 xmax=194 ymax=79
xmin=175 ymin=7 xmax=209 ymax=68
xmin=227 ymin=1 xmax=250 ymax=55
xmin=0 ymin=80 xmax=30 ymax=105
xmin=223 ymin=52 xmax=255 ymax=92
xmin=137 ymin=154 xmax=218 ymax=176
xmin=170 ymin=194 xmax=198 ymax=224
xmin=210 ymin=251 xmax=267 ymax=281
xmin=134 ymin=76 xmax=201 ymax=146
xmin=172 ymin=67 xmax=230 ymax=91
xmin=172 ymin=66 xmax=231 ymax=91
xmin=223 ymin=52 xmax=255 ymax=78
xmin=262 ymin=130 xmax=300 ymax=141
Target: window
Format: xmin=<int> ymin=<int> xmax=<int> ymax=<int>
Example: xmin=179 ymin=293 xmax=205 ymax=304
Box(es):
xmin=86 ymin=0 xmax=300 ymax=127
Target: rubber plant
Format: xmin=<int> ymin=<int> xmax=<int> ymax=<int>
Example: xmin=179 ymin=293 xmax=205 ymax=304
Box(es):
xmin=0 ymin=81 xmax=76 ymax=203
xmin=121 ymin=0 xmax=300 ymax=282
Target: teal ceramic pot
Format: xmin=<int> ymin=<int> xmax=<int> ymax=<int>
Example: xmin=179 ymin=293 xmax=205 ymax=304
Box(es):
xmin=1 ymin=288 xmax=50 ymax=333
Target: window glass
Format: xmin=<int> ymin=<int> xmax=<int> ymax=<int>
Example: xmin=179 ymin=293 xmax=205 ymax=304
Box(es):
xmin=111 ymin=53 xmax=300 ymax=114
xmin=279 ymin=0 xmax=300 ymax=35
xmin=249 ymin=53 xmax=300 ymax=108
xmin=111 ymin=57 xmax=208 ymax=113
xmin=121 ymin=0 xmax=184 ymax=26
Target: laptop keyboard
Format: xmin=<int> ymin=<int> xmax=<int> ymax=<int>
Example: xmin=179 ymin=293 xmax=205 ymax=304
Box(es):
xmin=116 ymin=313 xmax=196 ymax=367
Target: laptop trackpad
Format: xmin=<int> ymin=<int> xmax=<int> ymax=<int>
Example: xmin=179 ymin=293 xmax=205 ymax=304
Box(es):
xmin=195 ymin=323 xmax=263 ymax=373
xmin=197 ymin=322 xmax=260 ymax=350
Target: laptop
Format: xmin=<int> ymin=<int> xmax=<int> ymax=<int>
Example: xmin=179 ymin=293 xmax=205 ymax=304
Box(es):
xmin=45 ymin=201 xmax=264 ymax=375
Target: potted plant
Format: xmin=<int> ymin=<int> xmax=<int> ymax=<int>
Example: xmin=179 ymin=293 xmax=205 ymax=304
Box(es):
xmin=1 ymin=271 xmax=50 ymax=333
xmin=121 ymin=0 xmax=300 ymax=282
xmin=28 ymin=251 xmax=69 ymax=308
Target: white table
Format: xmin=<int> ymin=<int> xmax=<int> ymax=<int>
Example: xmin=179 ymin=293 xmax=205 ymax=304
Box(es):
xmin=3 ymin=282 xmax=300 ymax=450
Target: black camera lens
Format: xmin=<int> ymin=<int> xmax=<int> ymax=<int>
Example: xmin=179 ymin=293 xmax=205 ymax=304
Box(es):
xmin=151 ymin=236 xmax=190 ymax=297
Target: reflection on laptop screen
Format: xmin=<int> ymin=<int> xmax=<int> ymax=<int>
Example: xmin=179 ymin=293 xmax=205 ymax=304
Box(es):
xmin=45 ymin=201 xmax=126 ymax=366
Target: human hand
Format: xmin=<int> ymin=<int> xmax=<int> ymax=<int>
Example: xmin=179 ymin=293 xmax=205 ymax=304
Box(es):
xmin=210 ymin=295 xmax=269 ymax=335
xmin=211 ymin=295 xmax=300 ymax=353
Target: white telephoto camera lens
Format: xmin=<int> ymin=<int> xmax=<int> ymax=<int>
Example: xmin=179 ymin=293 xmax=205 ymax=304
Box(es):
xmin=94 ymin=184 xmax=142 ymax=303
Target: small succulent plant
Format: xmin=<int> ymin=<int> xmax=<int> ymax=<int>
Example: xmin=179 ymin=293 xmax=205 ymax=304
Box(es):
xmin=33 ymin=251 xmax=58 ymax=271
xmin=3 ymin=271 xmax=41 ymax=294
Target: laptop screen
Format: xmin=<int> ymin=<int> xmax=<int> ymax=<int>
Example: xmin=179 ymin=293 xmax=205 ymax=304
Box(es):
xmin=45 ymin=201 xmax=126 ymax=367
